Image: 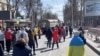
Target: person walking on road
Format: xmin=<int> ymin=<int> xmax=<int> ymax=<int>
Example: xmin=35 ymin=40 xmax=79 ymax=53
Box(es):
xmin=52 ymin=27 xmax=59 ymax=50
xmin=45 ymin=27 xmax=52 ymax=48
xmin=69 ymin=26 xmax=73 ymax=38
xmin=33 ymin=26 xmax=39 ymax=48
xmin=78 ymin=27 xmax=84 ymax=35
xmin=0 ymin=26 xmax=4 ymax=50
xmin=16 ymin=28 xmax=21 ymax=41
xmin=12 ymin=28 xmax=17 ymax=47
xmin=78 ymin=27 xmax=86 ymax=44
xmin=58 ymin=26 xmax=63 ymax=43
xmin=5 ymin=28 xmax=12 ymax=54
xmin=65 ymin=26 xmax=68 ymax=36
xmin=66 ymin=31 xmax=85 ymax=56
xmin=26 ymin=27 xmax=36 ymax=55
xmin=62 ymin=26 xmax=66 ymax=42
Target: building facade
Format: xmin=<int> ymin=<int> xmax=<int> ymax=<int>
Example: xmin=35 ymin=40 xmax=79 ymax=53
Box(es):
xmin=0 ymin=0 xmax=7 ymax=11
xmin=0 ymin=0 xmax=7 ymax=27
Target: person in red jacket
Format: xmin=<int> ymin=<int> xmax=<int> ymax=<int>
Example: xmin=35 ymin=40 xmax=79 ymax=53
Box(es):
xmin=52 ymin=27 xmax=59 ymax=50
xmin=61 ymin=26 xmax=66 ymax=42
xmin=5 ymin=28 xmax=12 ymax=54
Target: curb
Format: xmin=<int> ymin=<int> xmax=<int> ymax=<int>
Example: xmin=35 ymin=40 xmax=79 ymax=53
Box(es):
xmin=86 ymin=41 xmax=100 ymax=55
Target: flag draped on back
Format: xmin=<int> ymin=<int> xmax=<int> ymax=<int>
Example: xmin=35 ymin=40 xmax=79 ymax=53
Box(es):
xmin=66 ymin=36 xmax=85 ymax=56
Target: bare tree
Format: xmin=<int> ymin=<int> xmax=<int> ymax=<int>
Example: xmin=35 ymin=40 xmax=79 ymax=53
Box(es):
xmin=42 ymin=11 xmax=58 ymax=19
xmin=63 ymin=0 xmax=82 ymax=27
xmin=21 ymin=0 xmax=42 ymax=26
xmin=63 ymin=2 xmax=72 ymax=24
xmin=6 ymin=0 xmax=42 ymax=26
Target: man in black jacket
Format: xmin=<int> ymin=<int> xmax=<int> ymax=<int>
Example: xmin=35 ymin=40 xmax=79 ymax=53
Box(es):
xmin=45 ymin=28 xmax=52 ymax=48
xmin=69 ymin=26 xmax=73 ymax=38
xmin=78 ymin=27 xmax=86 ymax=44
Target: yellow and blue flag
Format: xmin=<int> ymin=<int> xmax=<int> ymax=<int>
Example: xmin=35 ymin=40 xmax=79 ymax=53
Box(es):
xmin=67 ymin=36 xmax=85 ymax=56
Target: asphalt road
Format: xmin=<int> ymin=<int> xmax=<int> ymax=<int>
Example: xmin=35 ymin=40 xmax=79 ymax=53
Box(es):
xmin=34 ymin=35 xmax=99 ymax=56
xmin=4 ymin=35 xmax=99 ymax=56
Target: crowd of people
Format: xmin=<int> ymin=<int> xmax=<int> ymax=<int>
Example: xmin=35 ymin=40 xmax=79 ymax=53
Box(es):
xmin=0 ymin=25 xmax=86 ymax=56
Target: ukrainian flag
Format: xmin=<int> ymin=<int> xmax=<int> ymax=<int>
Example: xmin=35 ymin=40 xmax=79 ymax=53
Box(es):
xmin=66 ymin=36 xmax=85 ymax=56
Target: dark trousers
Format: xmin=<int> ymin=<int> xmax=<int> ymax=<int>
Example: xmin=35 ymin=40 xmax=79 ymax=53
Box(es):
xmin=38 ymin=34 xmax=41 ymax=39
xmin=0 ymin=41 xmax=4 ymax=50
xmin=66 ymin=30 xmax=68 ymax=36
xmin=63 ymin=35 xmax=65 ymax=42
xmin=28 ymin=39 xmax=35 ymax=55
xmin=69 ymin=32 xmax=72 ymax=38
xmin=0 ymin=44 xmax=3 ymax=56
xmin=6 ymin=40 xmax=11 ymax=53
xmin=52 ymin=42 xmax=59 ymax=49
xmin=12 ymin=37 xmax=16 ymax=47
xmin=79 ymin=34 xmax=86 ymax=44
xmin=34 ymin=35 xmax=38 ymax=48
xmin=47 ymin=39 xmax=51 ymax=48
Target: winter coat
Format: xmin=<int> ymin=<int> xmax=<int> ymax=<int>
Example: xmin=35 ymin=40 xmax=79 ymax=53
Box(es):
xmin=78 ymin=27 xmax=84 ymax=34
xmin=26 ymin=29 xmax=33 ymax=40
xmin=52 ymin=28 xmax=59 ymax=42
xmin=58 ymin=27 xmax=62 ymax=35
xmin=13 ymin=43 xmax=31 ymax=56
xmin=26 ymin=29 xmax=34 ymax=45
xmin=45 ymin=29 xmax=52 ymax=40
xmin=5 ymin=31 xmax=12 ymax=40
xmin=69 ymin=27 xmax=73 ymax=32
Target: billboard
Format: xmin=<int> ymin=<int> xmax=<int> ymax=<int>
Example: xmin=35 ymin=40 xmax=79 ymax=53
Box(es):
xmin=85 ymin=0 xmax=100 ymax=16
xmin=0 ymin=11 xmax=10 ymax=20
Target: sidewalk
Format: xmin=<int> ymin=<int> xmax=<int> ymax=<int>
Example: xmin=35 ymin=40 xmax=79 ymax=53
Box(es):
xmin=84 ymin=32 xmax=100 ymax=55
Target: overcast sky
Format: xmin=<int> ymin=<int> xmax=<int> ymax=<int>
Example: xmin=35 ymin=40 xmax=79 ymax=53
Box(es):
xmin=41 ymin=0 xmax=68 ymax=21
